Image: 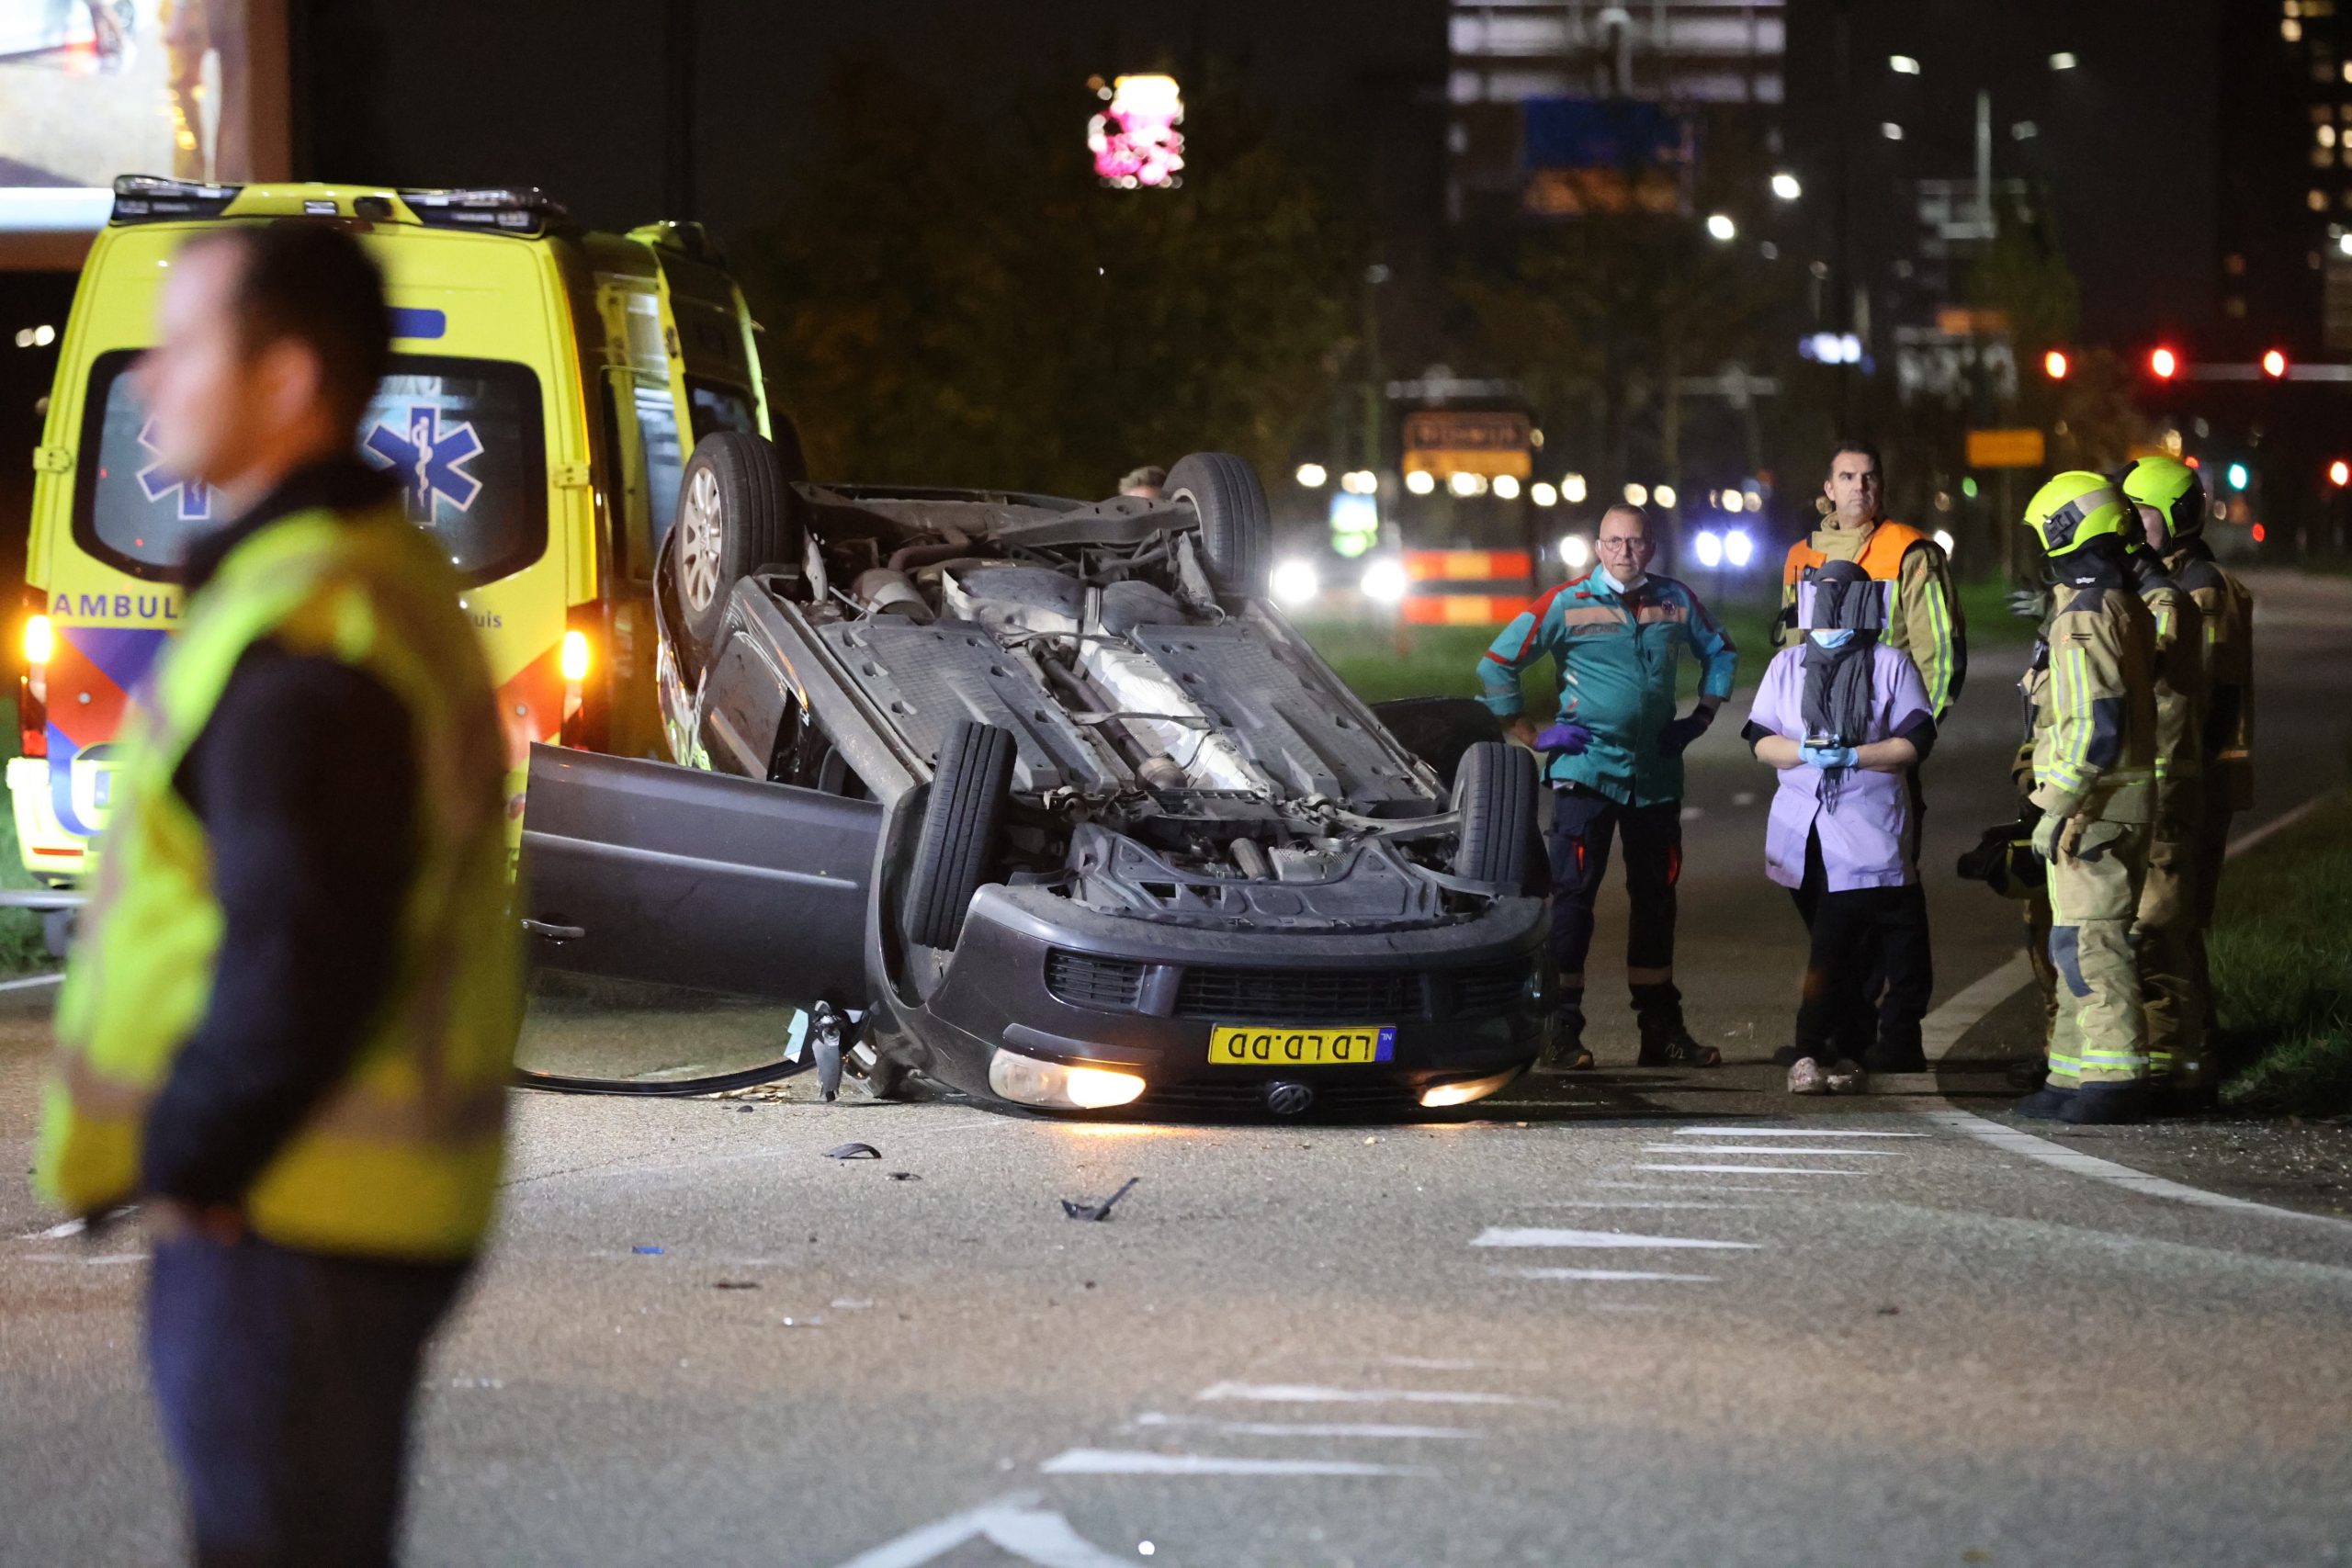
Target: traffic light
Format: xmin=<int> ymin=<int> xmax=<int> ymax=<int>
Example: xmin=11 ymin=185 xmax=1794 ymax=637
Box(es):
xmin=2264 ymin=348 xmax=2290 ymax=378
xmin=2148 ymin=346 xmax=2180 ymax=379
xmin=2227 ymin=462 xmax=2251 ymax=491
xmin=2043 ymin=348 xmax=2070 ymax=379
xmin=2330 ymin=458 xmax=2349 ymax=488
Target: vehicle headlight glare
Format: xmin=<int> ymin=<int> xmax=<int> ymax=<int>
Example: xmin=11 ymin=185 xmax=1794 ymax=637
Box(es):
xmin=22 ymin=614 xmax=52 ymax=667
xmin=1270 ymin=558 xmax=1320 ymax=606
xmin=1360 ymin=558 xmax=1408 ymax=604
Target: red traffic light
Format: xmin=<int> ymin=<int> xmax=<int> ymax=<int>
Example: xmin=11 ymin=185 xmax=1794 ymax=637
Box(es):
xmin=2264 ymin=348 xmax=2290 ymax=378
xmin=2043 ymin=348 xmax=2070 ymax=379
xmin=2331 ymin=459 xmax=2349 ymax=487
xmin=2252 ymin=523 xmax=2267 ymax=544
xmin=2148 ymin=346 xmax=2179 ymax=379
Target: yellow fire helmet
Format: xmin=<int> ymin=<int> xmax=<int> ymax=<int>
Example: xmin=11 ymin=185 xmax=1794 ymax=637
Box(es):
xmin=2021 ymin=469 xmax=2131 ymax=558
xmin=2114 ymin=453 xmax=2208 ymax=546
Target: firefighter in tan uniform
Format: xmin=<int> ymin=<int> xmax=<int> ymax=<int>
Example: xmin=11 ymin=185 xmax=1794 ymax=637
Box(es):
xmin=2116 ymin=488 xmax=2210 ymax=1097
xmin=2119 ymin=455 xmax=2256 ymax=1059
xmin=1777 ymin=440 xmax=1967 ymax=721
xmin=2017 ymin=472 xmax=2161 ymax=1125
xmin=2013 ymin=616 xmax=2063 ymax=1052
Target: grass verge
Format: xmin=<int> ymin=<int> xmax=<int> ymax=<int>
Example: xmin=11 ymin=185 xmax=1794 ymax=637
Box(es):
xmin=2214 ymin=794 xmax=2352 ymax=1116
xmin=1301 ymin=574 xmax=2031 ymax=712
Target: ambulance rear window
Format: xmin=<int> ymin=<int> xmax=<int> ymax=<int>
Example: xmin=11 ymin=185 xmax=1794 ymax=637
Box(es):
xmin=74 ymin=351 xmax=548 ymax=586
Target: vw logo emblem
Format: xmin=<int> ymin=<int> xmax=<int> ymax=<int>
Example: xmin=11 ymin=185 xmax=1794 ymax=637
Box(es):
xmin=1263 ymin=1080 xmax=1315 ymax=1116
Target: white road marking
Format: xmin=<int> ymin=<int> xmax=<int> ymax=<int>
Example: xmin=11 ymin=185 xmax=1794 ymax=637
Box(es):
xmin=1042 ymin=1449 xmax=1428 ymax=1478
xmin=17 ymin=1252 xmax=142 ymax=1265
xmin=1133 ymin=1412 xmax=1483 ymax=1440
xmin=1670 ymin=1127 xmax=1924 ymax=1138
xmin=828 ymin=1491 xmax=1130 ymax=1568
xmin=1472 ymin=1227 xmax=1758 ymax=1250
xmin=1196 ymin=1382 xmax=1544 ymax=1407
xmin=1489 ymin=1266 xmax=1716 ymax=1282
xmin=0 ymin=970 xmax=63 ymax=991
xmin=1646 ymin=1145 xmax=1902 ymax=1156
xmin=1928 ymin=1111 xmax=2352 ymax=1235
xmin=1526 ymin=1200 xmax=1766 ymax=1210
xmin=1913 ymin=787 xmax=2352 ymax=1236
xmin=1633 ymin=1164 xmax=1864 ymax=1177
xmin=1587 ymin=1180 xmax=1803 ymax=1193
xmin=1378 ymin=1356 xmax=1486 ymax=1371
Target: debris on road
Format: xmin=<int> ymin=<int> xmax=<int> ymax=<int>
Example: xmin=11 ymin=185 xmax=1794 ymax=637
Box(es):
xmin=889 ymin=1171 xmax=922 ymax=1181
xmin=713 ymin=1280 xmax=760 ymax=1291
xmin=1062 ymin=1176 xmax=1141 ymax=1222
xmin=826 ymin=1142 xmax=882 ymax=1160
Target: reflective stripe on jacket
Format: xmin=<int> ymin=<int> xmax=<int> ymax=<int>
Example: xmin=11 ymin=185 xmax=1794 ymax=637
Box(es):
xmin=1477 ymin=571 xmax=1737 ymax=807
xmin=2029 ymin=581 xmax=2160 ymax=827
xmin=36 ymin=504 xmax=523 ymax=1261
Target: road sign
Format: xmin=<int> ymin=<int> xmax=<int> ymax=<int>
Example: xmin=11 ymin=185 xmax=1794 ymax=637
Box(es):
xmin=1966 ymin=428 xmax=2046 ymax=469
xmin=1401 ymin=411 xmax=1533 ymax=480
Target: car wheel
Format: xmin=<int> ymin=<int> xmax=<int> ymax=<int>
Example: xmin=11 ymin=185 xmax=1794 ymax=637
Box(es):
xmin=674 ymin=431 xmax=801 ymax=667
xmin=1452 ymin=740 xmax=1537 ymax=892
xmin=902 ymin=720 xmax=1016 ymax=950
xmin=1165 ymin=451 xmax=1271 ymax=599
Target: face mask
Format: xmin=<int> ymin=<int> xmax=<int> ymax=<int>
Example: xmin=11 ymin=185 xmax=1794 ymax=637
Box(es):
xmin=1809 ymin=628 xmax=1856 ymax=650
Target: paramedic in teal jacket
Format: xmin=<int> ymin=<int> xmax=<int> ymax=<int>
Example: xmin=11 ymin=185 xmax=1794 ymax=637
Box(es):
xmin=1477 ymin=503 xmax=1739 ymax=1070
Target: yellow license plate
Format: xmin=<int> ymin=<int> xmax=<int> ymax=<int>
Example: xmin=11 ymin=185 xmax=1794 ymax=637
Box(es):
xmin=1208 ymin=1024 xmax=1396 ymax=1066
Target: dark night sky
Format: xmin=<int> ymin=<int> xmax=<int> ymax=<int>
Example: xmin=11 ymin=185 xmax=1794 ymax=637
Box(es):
xmin=300 ymin=1 xmax=1447 ymax=240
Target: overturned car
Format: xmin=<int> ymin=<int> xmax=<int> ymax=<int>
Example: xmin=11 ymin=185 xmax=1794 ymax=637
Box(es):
xmin=518 ymin=436 xmax=1550 ymax=1114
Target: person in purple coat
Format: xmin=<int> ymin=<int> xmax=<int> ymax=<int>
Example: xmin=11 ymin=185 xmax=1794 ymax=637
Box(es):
xmin=1742 ymin=558 xmax=1939 ymax=1094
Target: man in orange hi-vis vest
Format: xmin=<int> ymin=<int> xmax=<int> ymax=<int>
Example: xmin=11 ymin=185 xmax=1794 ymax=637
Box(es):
xmin=1771 ymin=440 xmax=1967 ymax=1071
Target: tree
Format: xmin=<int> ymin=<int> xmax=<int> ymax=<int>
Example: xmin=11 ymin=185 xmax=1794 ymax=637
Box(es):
xmin=741 ymin=60 xmax=1356 ymax=500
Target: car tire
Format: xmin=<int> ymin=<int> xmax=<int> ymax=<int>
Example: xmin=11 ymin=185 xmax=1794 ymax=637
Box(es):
xmin=1165 ymin=451 xmax=1271 ymax=599
xmin=1452 ymin=740 xmax=1537 ymax=892
xmin=673 ymin=431 xmax=801 ymax=667
xmin=902 ymin=720 xmax=1016 ymax=950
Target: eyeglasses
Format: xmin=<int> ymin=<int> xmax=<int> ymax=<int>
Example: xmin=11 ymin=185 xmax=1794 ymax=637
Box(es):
xmin=1597 ymin=536 xmax=1653 ymax=552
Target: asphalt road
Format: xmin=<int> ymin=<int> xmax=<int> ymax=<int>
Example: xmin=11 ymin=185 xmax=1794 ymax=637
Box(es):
xmin=4 ymin=570 xmax=2349 ymax=1568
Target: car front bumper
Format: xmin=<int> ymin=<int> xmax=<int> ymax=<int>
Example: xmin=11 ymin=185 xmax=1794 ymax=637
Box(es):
xmin=891 ymin=883 xmax=1551 ymax=1114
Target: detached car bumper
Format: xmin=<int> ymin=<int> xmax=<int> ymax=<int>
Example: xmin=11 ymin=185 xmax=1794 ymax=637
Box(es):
xmin=893 ymin=883 xmax=1551 ymax=1113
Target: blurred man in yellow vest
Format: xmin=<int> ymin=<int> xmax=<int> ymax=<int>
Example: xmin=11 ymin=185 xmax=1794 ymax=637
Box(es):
xmin=34 ymin=222 xmax=520 ymax=1567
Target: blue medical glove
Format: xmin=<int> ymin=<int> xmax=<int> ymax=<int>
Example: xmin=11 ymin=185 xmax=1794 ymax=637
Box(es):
xmin=1800 ymin=744 xmax=1859 ymax=771
xmin=1534 ymin=722 xmax=1592 ymax=756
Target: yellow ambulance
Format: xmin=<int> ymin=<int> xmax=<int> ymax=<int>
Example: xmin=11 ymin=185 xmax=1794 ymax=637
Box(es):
xmin=12 ymin=176 xmax=785 ymax=896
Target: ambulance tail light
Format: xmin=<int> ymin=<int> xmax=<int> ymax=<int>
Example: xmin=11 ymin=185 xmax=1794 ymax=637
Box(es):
xmin=18 ymin=609 xmax=50 ymax=759
xmin=560 ymin=628 xmax=592 ymax=682
xmin=558 ymin=609 xmax=607 ymax=751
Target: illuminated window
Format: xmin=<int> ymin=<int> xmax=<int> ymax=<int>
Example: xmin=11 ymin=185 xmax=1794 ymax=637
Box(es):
xmin=2318 ymin=104 xmax=2337 ymax=122
xmin=2226 ymin=297 xmax=2248 ymax=319
xmin=2313 ymin=188 xmax=2332 ymax=209
xmin=2316 ymin=147 xmax=2336 ymax=167
xmin=2285 ymin=0 xmax=2301 ymax=16
xmin=2226 ymin=253 xmax=2247 ymax=275
xmin=2285 ymin=17 xmax=2304 ymax=40
xmin=2322 ymin=125 xmax=2338 ymax=145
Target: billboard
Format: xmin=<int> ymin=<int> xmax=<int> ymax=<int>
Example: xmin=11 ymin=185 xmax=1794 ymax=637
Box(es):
xmin=0 ymin=0 xmax=286 ymax=265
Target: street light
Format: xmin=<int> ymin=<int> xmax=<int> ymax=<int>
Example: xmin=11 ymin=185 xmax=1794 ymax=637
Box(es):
xmin=1561 ymin=472 xmax=1589 ymax=504
xmin=1705 ymin=213 xmax=1736 ymax=242
xmin=1559 ymin=535 xmax=1592 ymax=570
xmin=1295 ymin=463 xmax=1328 ymax=488
xmin=1492 ymin=473 xmax=1521 ymax=501
xmin=2049 ymin=51 xmax=2078 ymax=71
xmin=1531 ymin=481 xmax=1559 ymax=507
xmin=1404 ymin=468 xmax=1435 ymax=495
xmin=1340 ymin=468 xmax=1378 ymax=494
xmin=2264 ymin=348 xmax=2290 ymax=378
xmin=1890 ymin=54 xmax=1922 ymax=74
xmin=2044 ymin=348 xmax=2070 ymax=379
xmin=1771 ymin=172 xmax=1802 ymax=201
xmin=1654 ymin=483 xmax=1678 ymax=508
xmin=2149 ymin=346 xmax=2179 ymax=380
xmin=1882 ymin=122 xmax=1905 ymax=141
xmin=1623 ymin=482 xmax=1649 ymax=506
xmin=2331 ymin=459 xmax=2350 ymax=488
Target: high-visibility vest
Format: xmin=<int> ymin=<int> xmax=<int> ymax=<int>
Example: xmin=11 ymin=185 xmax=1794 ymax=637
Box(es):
xmin=36 ymin=504 xmax=522 ymax=1261
xmin=1781 ymin=518 xmax=1931 ymax=596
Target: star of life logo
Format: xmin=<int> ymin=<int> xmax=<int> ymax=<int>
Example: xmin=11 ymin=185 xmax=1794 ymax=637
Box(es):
xmin=136 ymin=417 xmax=212 ymax=521
xmin=362 ymin=404 xmax=484 ymax=525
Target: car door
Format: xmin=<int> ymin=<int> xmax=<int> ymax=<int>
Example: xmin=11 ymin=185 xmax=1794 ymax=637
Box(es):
xmin=516 ymin=742 xmax=880 ymax=1004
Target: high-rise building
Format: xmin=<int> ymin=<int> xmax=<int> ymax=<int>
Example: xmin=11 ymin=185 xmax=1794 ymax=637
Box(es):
xmin=1446 ymin=2 xmax=1787 ymax=223
xmin=2220 ymin=0 xmax=2352 ymax=353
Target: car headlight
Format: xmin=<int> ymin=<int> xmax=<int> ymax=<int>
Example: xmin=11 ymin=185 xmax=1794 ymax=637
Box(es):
xmin=989 ymin=1049 xmax=1147 ymax=1110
